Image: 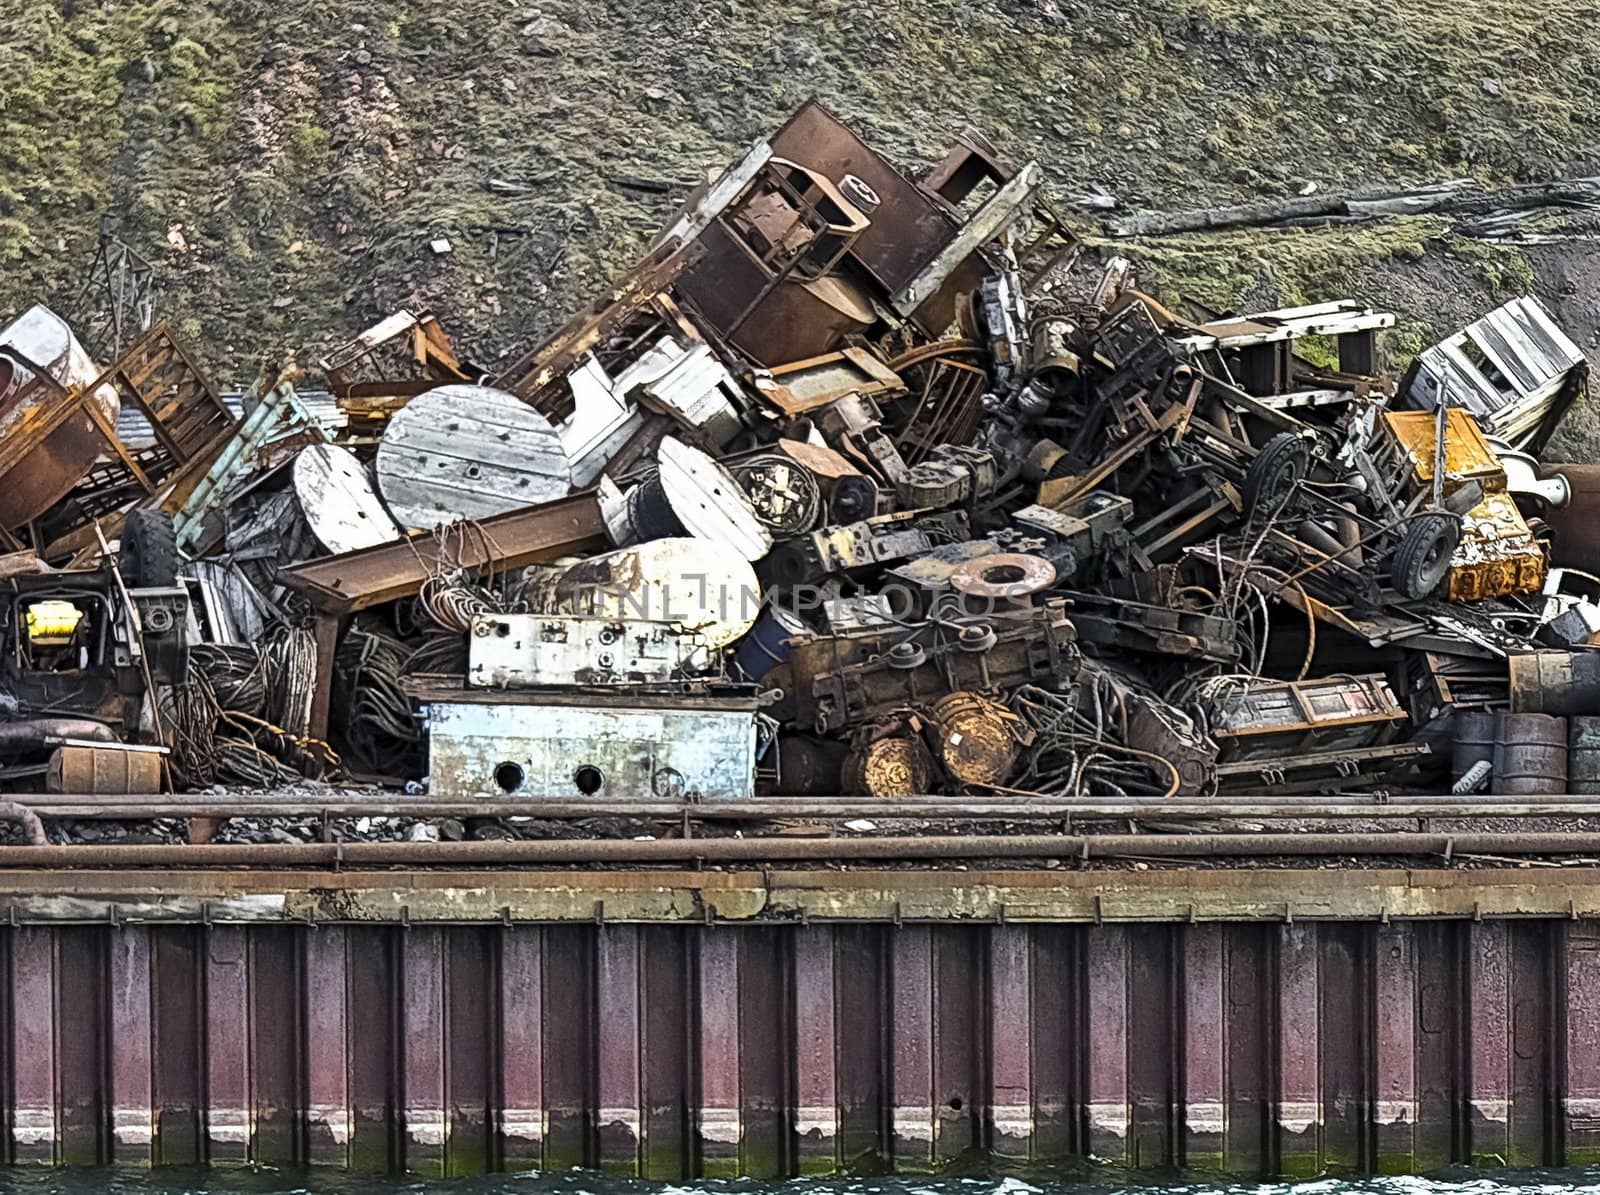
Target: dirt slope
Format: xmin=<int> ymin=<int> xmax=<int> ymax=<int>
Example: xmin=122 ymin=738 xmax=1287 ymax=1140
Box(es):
xmin=4 ymin=0 xmax=1600 ymax=448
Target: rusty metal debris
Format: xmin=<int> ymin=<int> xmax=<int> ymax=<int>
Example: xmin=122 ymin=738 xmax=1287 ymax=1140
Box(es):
xmin=2 ymin=99 xmax=1598 ymax=802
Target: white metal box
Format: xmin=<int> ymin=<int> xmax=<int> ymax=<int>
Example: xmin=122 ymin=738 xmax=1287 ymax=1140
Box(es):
xmin=467 ymin=614 xmax=711 ymax=688
xmin=425 ymin=691 xmax=757 ymax=800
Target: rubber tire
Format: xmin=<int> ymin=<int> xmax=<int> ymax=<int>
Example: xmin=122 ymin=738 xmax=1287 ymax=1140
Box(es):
xmin=1393 ymin=512 xmax=1461 ymax=600
xmin=1242 ymin=432 xmax=1310 ymax=514
xmin=120 ymin=509 xmax=180 ymax=588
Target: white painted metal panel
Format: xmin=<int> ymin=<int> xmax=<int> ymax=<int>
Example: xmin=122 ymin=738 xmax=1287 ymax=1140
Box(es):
xmin=376 ymin=383 xmax=571 ymax=530
xmin=467 ymin=614 xmax=710 ymax=687
xmin=560 ymin=357 xmax=645 ymax=487
xmin=426 ymin=699 xmax=757 ymax=799
xmin=636 ymin=341 xmax=740 ymax=438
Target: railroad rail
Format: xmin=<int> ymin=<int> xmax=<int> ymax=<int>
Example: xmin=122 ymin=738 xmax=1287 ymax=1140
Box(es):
xmin=3 ymin=830 xmax=1600 ymax=868
xmin=15 ymin=793 xmax=1600 ymax=820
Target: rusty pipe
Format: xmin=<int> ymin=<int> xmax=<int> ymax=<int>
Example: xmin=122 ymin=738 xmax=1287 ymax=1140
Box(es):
xmin=0 ymin=718 xmax=117 ymax=759
xmin=7 ymin=831 xmax=1600 ymax=868
xmin=0 ymin=802 xmax=45 ymax=846
xmin=15 ymin=800 xmax=1600 ymax=821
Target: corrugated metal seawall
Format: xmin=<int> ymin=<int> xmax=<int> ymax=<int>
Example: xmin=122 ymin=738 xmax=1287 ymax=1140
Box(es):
xmin=3 ymin=918 xmax=1600 ymax=1177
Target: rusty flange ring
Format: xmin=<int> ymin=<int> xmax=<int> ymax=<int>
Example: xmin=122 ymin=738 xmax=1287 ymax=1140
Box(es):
xmin=930 ymin=691 xmax=1020 ymax=788
xmin=948 ymin=553 xmax=1057 ymax=603
xmin=842 ymin=735 xmax=935 ymax=798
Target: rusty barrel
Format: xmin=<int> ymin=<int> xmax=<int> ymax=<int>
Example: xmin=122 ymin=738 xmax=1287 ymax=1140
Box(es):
xmin=1545 ymin=463 xmax=1600 ymax=571
xmin=1452 ymin=709 xmax=1498 ymax=786
xmin=843 ymin=733 xmax=934 ymax=798
xmin=1492 ymin=711 xmax=1568 ymax=795
xmin=1508 ymin=651 xmax=1600 ymax=715
xmin=1570 ymin=716 xmax=1600 ymax=794
xmin=0 ymin=304 xmax=121 ymax=530
xmin=929 ymin=691 xmax=1020 ymax=788
xmin=47 ymin=745 xmax=161 ymax=795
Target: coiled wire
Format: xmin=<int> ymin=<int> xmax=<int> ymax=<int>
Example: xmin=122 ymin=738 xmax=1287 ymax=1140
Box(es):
xmin=263 ymin=626 xmax=317 ymax=739
xmin=1006 ymin=683 xmax=1181 ymax=797
xmin=335 ymin=625 xmax=426 ymax=778
xmin=166 ymin=636 xmax=338 ymax=789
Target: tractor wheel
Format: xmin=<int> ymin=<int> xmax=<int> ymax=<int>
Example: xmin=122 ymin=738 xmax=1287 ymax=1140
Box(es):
xmin=120 ymin=509 xmax=180 ymax=588
xmin=1242 ymin=432 xmax=1311 ymax=515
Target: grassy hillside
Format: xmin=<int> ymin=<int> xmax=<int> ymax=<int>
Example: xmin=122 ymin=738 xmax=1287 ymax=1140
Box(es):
xmin=4 ymin=0 xmax=1598 ymax=418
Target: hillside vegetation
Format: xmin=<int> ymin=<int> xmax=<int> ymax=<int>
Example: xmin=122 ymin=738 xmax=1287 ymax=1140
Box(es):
xmin=4 ymin=0 xmax=1599 ymax=450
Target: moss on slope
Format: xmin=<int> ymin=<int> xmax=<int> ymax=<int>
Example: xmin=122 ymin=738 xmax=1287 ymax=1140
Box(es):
xmin=3 ymin=0 xmax=1599 ymax=383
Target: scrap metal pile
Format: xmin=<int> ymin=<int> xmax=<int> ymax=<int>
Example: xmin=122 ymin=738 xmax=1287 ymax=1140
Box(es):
xmin=2 ymin=100 xmax=1598 ymax=802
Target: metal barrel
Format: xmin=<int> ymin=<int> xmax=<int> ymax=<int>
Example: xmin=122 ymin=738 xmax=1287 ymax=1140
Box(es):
xmin=1452 ymin=709 xmax=1498 ymax=785
xmin=46 ymin=745 xmax=161 ymax=795
xmin=1508 ymin=651 xmax=1600 ymax=715
xmin=732 ymin=605 xmax=808 ymax=682
xmin=842 ymin=734 xmax=934 ymax=798
xmin=1571 ymin=716 xmax=1600 ymax=794
xmin=1545 ymin=463 xmax=1600 ymax=570
xmin=1492 ymin=711 xmax=1568 ymax=795
xmin=930 ymin=691 xmax=1019 ymax=787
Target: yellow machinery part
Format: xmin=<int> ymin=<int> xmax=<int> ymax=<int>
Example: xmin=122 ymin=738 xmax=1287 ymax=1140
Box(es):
xmin=24 ymin=599 xmax=83 ymax=644
xmin=1382 ymin=408 xmax=1506 ymax=497
xmin=1444 ymin=490 xmax=1547 ymax=601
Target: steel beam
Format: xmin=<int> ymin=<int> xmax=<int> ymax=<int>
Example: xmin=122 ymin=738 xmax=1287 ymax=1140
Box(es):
xmin=277 ymin=491 xmax=607 ymax=615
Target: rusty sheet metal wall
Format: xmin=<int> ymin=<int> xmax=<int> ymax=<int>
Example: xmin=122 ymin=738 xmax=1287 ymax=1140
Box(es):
xmin=1 ymin=918 xmax=1596 ymax=1177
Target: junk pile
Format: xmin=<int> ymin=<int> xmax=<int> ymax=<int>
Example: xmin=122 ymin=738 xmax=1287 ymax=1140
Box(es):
xmin=1 ymin=100 xmax=1597 ymax=801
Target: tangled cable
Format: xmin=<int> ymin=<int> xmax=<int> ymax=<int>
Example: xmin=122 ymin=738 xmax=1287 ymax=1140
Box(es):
xmin=188 ymin=644 xmax=269 ymax=715
xmin=405 ymin=632 xmax=468 ymax=676
xmin=418 ymin=577 xmax=504 ymax=634
xmin=263 ymin=626 xmax=318 ymax=739
xmin=335 ymin=625 xmax=426 ymax=777
xmin=165 ymin=641 xmax=339 ymax=790
xmin=400 ymin=517 xmax=529 ymax=634
xmin=1006 ymin=682 xmax=1181 ymax=797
